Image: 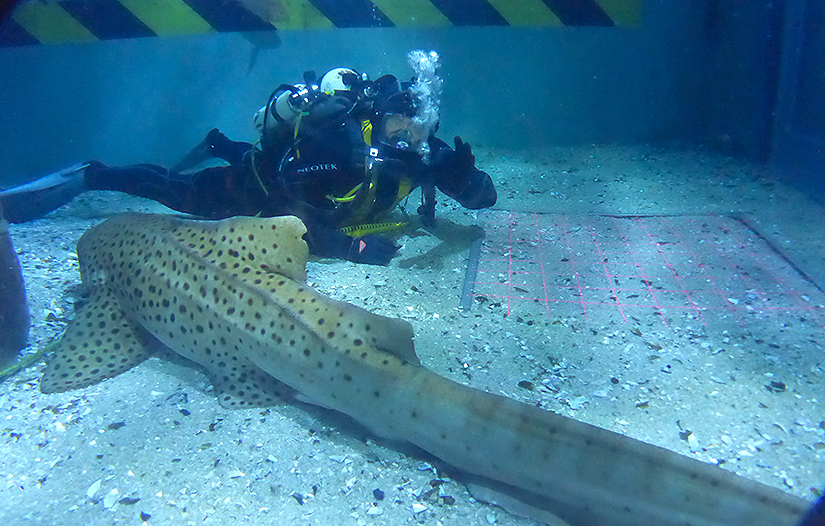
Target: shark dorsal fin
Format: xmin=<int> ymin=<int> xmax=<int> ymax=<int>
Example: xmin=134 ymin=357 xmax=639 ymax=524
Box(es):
xmin=333 ymin=299 xmax=419 ymax=365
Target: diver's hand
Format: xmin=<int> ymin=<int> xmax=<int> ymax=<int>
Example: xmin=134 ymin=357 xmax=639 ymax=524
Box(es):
xmin=432 ymin=136 xmax=497 ymax=209
xmin=432 ymin=136 xmax=477 ymax=199
xmin=452 ymin=136 xmax=476 ymax=172
xmin=348 ymin=235 xmax=399 ymax=265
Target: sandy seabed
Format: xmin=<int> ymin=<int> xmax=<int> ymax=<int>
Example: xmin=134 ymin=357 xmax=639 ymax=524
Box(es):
xmin=1 ymin=144 xmax=823 ymax=526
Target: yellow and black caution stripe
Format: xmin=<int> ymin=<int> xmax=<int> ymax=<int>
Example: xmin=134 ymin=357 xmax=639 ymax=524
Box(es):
xmin=0 ymin=0 xmax=641 ymax=47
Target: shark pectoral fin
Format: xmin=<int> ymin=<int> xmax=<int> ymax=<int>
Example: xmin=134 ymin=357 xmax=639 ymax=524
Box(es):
xmin=209 ymin=360 xmax=298 ymax=409
xmin=40 ymin=289 xmax=152 ymax=393
xmin=337 ymin=300 xmax=419 ymax=365
xmin=466 ymin=482 xmax=574 ymax=526
xmin=293 ymin=391 xmax=333 ymax=409
xmin=168 ymin=214 xmax=310 ymax=282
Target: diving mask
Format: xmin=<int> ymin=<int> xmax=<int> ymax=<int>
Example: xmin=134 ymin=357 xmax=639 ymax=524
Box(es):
xmin=378 ymin=113 xmax=431 ymax=159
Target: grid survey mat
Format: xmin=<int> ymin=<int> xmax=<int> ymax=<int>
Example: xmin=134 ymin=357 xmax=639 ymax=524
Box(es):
xmin=464 ymin=211 xmax=825 ymax=329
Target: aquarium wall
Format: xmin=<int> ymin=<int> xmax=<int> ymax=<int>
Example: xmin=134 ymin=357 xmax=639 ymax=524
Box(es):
xmin=0 ymin=0 xmax=800 ymax=182
xmin=772 ymin=0 xmax=825 ymax=198
xmin=699 ymin=0 xmax=783 ymax=160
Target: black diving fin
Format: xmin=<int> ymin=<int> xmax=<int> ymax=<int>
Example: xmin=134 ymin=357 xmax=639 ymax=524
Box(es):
xmin=0 ymin=163 xmax=89 ymax=223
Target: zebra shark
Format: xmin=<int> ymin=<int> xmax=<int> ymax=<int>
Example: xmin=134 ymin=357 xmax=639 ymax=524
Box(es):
xmin=40 ymin=213 xmax=810 ymax=526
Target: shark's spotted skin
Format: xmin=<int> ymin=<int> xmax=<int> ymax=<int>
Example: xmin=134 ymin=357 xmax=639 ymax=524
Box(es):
xmin=41 ymin=287 xmax=151 ymax=391
xmin=41 ymin=213 xmax=809 ymax=526
xmin=42 ymin=214 xmax=313 ymax=406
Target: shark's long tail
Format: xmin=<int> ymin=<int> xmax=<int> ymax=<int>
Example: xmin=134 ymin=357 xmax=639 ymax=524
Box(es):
xmin=378 ymin=366 xmax=808 ymax=526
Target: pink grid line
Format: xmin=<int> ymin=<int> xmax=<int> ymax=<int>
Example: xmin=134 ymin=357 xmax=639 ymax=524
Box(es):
xmin=606 ymin=217 xmax=670 ymax=325
xmin=471 ymin=212 xmax=825 ymax=328
xmin=649 ymin=216 xmax=738 ymax=325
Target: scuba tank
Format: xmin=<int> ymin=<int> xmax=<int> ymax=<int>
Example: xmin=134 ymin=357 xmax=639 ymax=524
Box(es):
xmin=252 ymin=68 xmax=367 ymax=148
xmin=247 ymin=69 xmax=366 ymax=208
xmin=252 ymin=76 xmax=319 ymax=151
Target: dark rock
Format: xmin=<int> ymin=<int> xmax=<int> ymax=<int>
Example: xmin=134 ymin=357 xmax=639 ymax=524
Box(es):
xmin=0 ymin=202 xmax=29 ymax=364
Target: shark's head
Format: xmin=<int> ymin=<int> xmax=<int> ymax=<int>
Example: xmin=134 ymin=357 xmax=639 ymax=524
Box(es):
xmin=40 ymin=213 xmax=309 ymax=400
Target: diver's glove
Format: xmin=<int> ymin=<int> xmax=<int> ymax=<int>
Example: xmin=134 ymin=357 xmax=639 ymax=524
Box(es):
xmin=451 ymin=136 xmax=476 ymax=173
xmin=434 ymin=136 xmax=477 ymax=195
xmin=433 ymin=136 xmax=497 ymax=210
xmin=348 ymin=235 xmax=399 ymax=266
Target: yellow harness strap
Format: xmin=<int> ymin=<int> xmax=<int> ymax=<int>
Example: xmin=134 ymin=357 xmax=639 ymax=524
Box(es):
xmin=250 ymin=140 xmax=270 ymax=196
xmin=324 ymin=119 xmax=417 ymax=228
xmin=327 ymin=182 xmax=366 ymax=204
xmin=361 ymin=119 xmax=373 ymax=145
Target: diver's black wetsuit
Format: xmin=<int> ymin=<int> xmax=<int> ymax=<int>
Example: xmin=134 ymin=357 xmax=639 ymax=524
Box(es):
xmin=0 ymin=92 xmax=495 ymax=265
xmin=83 ymin=95 xmax=496 ymax=265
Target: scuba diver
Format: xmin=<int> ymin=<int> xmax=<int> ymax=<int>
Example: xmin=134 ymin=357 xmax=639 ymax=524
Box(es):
xmin=0 ymin=52 xmax=496 ymax=265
